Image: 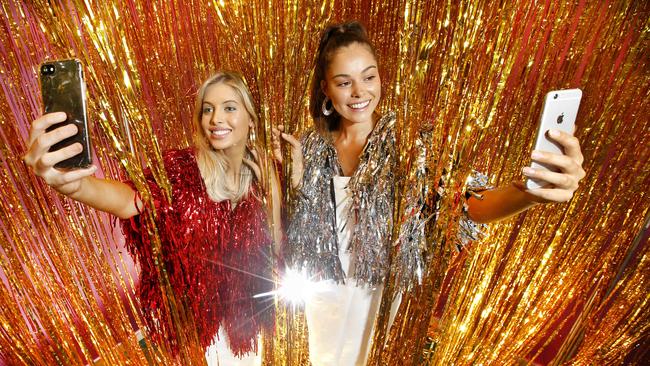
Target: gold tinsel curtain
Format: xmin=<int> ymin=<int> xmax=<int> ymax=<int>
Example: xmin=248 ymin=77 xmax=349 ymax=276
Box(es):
xmin=0 ymin=0 xmax=648 ymax=365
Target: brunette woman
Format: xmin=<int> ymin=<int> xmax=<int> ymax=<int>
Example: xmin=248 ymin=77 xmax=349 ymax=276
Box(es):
xmin=273 ymin=21 xmax=585 ymax=366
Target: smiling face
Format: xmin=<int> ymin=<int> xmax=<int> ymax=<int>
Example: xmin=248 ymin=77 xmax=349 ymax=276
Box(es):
xmin=200 ymin=82 xmax=252 ymax=153
xmin=322 ymin=42 xmax=381 ymax=127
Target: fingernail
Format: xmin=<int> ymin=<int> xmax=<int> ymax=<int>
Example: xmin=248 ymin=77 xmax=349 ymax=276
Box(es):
xmin=531 ymin=150 xmax=542 ymax=159
xmin=549 ymin=130 xmax=560 ymax=138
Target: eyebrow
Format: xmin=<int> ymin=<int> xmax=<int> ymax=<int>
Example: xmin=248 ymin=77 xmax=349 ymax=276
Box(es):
xmin=202 ymin=99 xmax=239 ymax=105
xmin=332 ymin=65 xmax=377 ymax=79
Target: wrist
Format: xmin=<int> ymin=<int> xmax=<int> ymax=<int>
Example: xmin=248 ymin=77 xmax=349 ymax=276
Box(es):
xmin=65 ymin=176 xmax=89 ymax=199
xmin=291 ymin=176 xmax=303 ymax=191
xmin=291 ymin=164 xmax=304 ymax=190
xmin=512 ymin=181 xmax=546 ymax=205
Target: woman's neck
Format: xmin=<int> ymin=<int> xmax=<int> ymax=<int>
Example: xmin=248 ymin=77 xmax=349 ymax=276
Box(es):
xmin=222 ymin=144 xmax=246 ymax=190
xmin=332 ymin=113 xmax=380 ymax=176
xmin=337 ymin=115 xmax=376 ymax=141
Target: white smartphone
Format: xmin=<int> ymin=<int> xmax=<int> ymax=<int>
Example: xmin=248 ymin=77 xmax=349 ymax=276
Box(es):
xmin=526 ymin=88 xmax=582 ymax=189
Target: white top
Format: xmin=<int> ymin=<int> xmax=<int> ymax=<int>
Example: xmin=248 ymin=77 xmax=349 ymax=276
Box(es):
xmin=205 ymin=327 xmax=261 ymax=366
xmin=304 ymin=176 xmax=400 ymax=366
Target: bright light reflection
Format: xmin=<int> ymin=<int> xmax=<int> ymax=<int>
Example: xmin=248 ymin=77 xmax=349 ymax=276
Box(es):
xmin=254 ymin=267 xmax=323 ymax=305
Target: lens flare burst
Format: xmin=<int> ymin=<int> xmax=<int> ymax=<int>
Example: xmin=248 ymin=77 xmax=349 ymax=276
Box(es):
xmin=255 ymin=268 xmax=327 ymax=306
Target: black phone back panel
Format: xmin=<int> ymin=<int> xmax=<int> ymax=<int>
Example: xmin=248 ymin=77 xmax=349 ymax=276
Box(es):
xmin=40 ymin=59 xmax=91 ymax=169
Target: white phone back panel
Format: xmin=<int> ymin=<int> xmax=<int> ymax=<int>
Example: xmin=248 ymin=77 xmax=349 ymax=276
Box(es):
xmin=526 ymin=89 xmax=582 ymax=189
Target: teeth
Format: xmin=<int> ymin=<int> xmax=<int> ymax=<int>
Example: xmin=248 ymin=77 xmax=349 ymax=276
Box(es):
xmin=350 ymin=100 xmax=370 ymax=109
xmin=212 ymin=129 xmax=231 ymax=136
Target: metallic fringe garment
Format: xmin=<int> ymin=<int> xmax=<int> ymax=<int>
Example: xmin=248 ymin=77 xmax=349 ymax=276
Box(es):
xmin=288 ymin=112 xmax=490 ymax=290
xmin=121 ymin=148 xmax=275 ymax=356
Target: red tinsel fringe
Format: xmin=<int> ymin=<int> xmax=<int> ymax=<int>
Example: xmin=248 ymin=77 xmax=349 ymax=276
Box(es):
xmin=121 ymin=148 xmax=274 ymax=356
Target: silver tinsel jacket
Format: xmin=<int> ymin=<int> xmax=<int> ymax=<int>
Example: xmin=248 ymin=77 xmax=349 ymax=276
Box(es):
xmin=287 ymin=112 xmax=489 ymax=289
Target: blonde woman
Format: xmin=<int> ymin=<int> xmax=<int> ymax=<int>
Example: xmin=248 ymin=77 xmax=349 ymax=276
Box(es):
xmin=24 ymin=71 xmax=281 ymax=365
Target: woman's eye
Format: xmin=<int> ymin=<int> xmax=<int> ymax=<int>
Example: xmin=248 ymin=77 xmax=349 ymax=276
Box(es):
xmin=202 ymin=107 xmax=213 ymax=114
xmin=365 ymin=75 xmax=376 ymax=81
xmin=337 ymin=81 xmax=350 ymax=87
xmin=225 ymin=106 xmax=237 ymax=112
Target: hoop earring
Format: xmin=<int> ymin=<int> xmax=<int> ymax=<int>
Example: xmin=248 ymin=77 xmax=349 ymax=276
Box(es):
xmin=248 ymin=127 xmax=257 ymax=146
xmin=322 ymin=97 xmax=334 ymax=116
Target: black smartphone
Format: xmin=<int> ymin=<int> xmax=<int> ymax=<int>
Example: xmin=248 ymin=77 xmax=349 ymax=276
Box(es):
xmin=40 ymin=58 xmax=92 ymax=169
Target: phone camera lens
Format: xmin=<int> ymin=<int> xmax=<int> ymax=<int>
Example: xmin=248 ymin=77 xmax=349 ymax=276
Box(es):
xmin=41 ymin=64 xmax=55 ymax=76
xmin=553 ymin=94 xmax=558 ymax=99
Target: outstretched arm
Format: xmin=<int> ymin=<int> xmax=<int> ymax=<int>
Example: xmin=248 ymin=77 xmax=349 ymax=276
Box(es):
xmin=466 ymin=129 xmax=585 ymax=223
xmin=466 ymin=183 xmax=537 ymax=223
xmin=24 ymin=112 xmax=140 ymax=219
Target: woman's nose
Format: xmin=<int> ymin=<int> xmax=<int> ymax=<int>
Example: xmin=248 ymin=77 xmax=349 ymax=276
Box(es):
xmin=351 ymin=83 xmax=363 ymax=98
xmin=210 ymin=111 xmax=223 ymax=125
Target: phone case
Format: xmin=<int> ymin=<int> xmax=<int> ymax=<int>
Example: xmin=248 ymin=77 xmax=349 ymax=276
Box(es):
xmin=526 ymin=89 xmax=582 ymax=190
xmin=40 ymin=59 xmax=91 ymax=169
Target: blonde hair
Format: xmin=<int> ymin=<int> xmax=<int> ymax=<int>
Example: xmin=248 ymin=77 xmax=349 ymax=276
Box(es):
xmin=193 ymin=71 xmax=262 ymax=203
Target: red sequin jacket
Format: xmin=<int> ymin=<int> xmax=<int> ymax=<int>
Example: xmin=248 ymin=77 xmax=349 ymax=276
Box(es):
xmin=121 ymin=148 xmax=274 ymax=356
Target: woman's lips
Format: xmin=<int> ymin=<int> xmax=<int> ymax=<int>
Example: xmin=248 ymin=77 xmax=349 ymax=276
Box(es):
xmin=348 ymin=100 xmax=371 ymax=111
xmin=209 ymin=128 xmax=232 ymax=139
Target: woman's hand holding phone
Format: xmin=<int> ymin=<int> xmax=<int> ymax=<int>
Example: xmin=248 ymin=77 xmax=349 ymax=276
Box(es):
xmin=24 ymin=112 xmax=97 ymax=196
xmin=519 ymin=129 xmax=586 ymax=203
xmin=516 ymin=89 xmax=586 ymax=203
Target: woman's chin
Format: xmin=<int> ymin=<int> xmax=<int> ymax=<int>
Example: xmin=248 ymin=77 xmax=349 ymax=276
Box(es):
xmin=209 ymin=140 xmax=246 ymax=153
xmin=341 ymin=112 xmax=374 ymax=125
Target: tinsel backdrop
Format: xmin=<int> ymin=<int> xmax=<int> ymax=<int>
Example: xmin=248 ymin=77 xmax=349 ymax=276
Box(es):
xmin=0 ymin=0 xmax=648 ymax=365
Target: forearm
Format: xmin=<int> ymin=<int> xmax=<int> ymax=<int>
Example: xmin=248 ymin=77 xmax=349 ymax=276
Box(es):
xmin=269 ymin=172 xmax=283 ymax=256
xmin=466 ymin=183 xmax=538 ymax=224
xmin=68 ymin=176 xmax=139 ymax=219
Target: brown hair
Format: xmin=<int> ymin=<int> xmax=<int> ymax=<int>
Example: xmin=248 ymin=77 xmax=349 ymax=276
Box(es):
xmin=310 ymin=21 xmax=378 ymax=131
